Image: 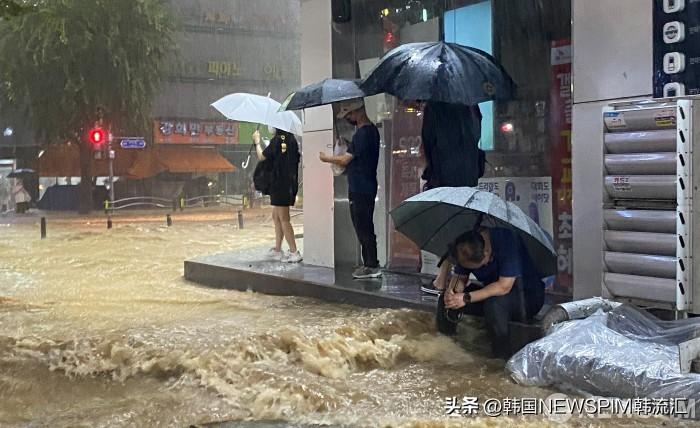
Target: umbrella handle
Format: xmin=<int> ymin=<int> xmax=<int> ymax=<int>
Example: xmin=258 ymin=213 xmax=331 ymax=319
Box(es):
xmin=242 ymin=121 xmax=264 ymax=169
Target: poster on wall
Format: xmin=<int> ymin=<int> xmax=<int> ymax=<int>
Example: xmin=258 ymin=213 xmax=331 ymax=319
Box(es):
xmin=388 ymin=110 xmax=424 ymax=270
xmin=550 ymin=39 xmax=573 ymax=295
xmin=477 ymin=177 xmax=554 ymax=239
xmin=652 ymin=0 xmax=700 ymax=97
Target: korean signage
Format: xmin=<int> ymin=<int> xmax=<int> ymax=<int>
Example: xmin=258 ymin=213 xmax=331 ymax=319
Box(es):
xmin=154 ymin=120 xmax=239 ymax=145
xmin=388 ymin=110 xmax=424 ymax=270
xmin=550 ymin=39 xmax=573 ymax=295
xmin=200 ymin=8 xmax=293 ymax=33
xmin=476 ymin=177 xmax=554 ymax=238
xmin=653 ymin=0 xmax=700 ymax=97
xmin=177 ymin=60 xmax=284 ymax=82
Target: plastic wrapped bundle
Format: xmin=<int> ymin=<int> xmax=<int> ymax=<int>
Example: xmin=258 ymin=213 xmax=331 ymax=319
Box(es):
xmin=507 ymin=305 xmax=700 ymax=417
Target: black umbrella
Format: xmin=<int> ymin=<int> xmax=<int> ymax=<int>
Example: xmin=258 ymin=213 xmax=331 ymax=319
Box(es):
xmin=6 ymin=168 xmax=36 ymax=178
xmin=279 ymin=79 xmax=372 ymax=111
xmin=360 ymin=41 xmax=516 ymax=106
xmin=390 ymin=187 xmax=556 ymax=277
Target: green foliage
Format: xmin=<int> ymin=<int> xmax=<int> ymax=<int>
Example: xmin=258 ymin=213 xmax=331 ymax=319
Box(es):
xmin=0 ymin=0 xmax=177 ymax=144
xmin=0 ymin=1 xmax=33 ymax=19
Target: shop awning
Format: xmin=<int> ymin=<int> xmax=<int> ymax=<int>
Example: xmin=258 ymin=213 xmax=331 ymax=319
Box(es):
xmin=126 ymin=147 xmax=235 ymax=178
xmin=39 ymin=144 xmax=235 ymax=178
xmin=156 ymin=146 xmax=235 ymax=174
xmin=38 ymin=143 xmax=139 ymax=177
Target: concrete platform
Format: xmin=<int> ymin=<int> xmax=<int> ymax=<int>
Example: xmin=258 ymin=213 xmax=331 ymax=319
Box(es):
xmin=184 ymin=251 xmax=437 ymax=312
xmin=184 ymin=251 xmax=547 ymax=355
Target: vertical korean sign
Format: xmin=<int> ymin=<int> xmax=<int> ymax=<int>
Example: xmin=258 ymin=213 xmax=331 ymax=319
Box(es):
xmin=388 ymin=109 xmax=423 ymax=270
xmin=550 ymin=40 xmax=573 ymax=294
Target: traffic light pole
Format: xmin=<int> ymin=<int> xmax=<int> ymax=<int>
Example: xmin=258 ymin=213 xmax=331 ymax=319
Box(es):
xmin=108 ymin=131 xmax=115 ymax=213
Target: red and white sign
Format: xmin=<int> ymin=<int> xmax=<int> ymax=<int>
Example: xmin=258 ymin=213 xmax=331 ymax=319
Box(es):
xmin=154 ymin=120 xmax=239 ymax=145
xmin=549 ymin=39 xmax=573 ymax=295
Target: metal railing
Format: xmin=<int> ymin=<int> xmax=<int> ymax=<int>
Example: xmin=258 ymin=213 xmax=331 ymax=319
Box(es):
xmin=104 ymin=196 xmax=173 ymax=212
xmin=183 ymin=194 xmax=244 ymax=209
xmin=104 ymin=194 xmax=261 ymax=214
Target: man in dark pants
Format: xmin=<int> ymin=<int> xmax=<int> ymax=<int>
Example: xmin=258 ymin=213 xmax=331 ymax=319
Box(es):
xmin=419 ymin=101 xmax=485 ymax=296
xmin=320 ymin=99 xmax=382 ymax=279
xmin=438 ymin=227 xmax=545 ymax=358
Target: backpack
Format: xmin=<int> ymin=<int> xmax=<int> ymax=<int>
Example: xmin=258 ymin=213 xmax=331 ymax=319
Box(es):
xmin=253 ymin=158 xmax=274 ymax=195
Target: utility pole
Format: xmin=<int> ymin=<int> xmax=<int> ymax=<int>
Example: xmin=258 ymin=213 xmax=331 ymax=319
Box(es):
xmin=108 ymin=128 xmax=115 ymax=213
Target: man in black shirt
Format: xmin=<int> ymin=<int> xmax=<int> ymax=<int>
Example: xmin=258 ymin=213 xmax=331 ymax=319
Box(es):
xmin=421 ymin=101 xmax=482 ymax=190
xmin=320 ymin=99 xmax=382 ymax=279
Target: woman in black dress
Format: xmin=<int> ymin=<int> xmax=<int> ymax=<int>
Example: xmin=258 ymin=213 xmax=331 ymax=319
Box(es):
xmin=253 ymin=128 xmax=302 ymax=263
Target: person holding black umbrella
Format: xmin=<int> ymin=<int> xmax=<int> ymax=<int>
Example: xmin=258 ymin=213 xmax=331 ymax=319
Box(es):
xmin=420 ymin=101 xmax=483 ymax=190
xmin=437 ymin=227 xmax=545 ymax=359
xmin=319 ymin=99 xmax=382 ymax=279
xmin=12 ymin=179 xmax=31 ymax=214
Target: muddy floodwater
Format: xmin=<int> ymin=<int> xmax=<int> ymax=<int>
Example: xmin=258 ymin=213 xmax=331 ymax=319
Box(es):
xmin=0 ymin=211 xmax=687 ymax=427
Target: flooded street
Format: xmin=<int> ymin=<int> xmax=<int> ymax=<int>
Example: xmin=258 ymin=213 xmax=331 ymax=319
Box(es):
xmin=0 ymin=211 xmax=681 ymax=427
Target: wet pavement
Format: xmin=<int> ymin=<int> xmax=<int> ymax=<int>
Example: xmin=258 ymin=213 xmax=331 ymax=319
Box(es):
xmin=185 ymin=252 xmax=438 ymax=312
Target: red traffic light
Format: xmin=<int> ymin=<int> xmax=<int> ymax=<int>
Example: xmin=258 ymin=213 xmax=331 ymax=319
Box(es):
xmin=88 ymin=127 xmax=106 ymax=145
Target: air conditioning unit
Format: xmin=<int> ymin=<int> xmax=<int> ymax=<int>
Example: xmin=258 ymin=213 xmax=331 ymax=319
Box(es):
xmin=602 ymin=98 xmax=698 ymax=314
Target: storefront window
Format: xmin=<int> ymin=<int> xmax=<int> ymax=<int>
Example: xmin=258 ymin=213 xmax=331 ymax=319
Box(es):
xmin=332 ymin=0 xmax=572 ymax=296
xmin=445 ymin=1 xmax=494 ymax=151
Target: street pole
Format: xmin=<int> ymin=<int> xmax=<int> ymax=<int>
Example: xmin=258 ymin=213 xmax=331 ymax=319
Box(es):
xmin=108 ymin=130 xmax=115 ymax=214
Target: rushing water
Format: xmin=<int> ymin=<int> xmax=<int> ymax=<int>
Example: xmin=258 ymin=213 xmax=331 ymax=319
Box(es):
xmin=0 ymin=212 xmax=687 ymax=427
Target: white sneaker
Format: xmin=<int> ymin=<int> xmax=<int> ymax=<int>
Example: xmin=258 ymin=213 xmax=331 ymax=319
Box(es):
xmin=282 ymin=251 xmax=303 ymax=263
xmin=267 ymin=248 xmax=283 ymax=261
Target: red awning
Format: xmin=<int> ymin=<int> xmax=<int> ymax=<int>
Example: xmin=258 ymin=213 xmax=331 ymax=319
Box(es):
xmin=38 ymin=143 xmax=139 ymax=177
xmin=39 ymin=144 xmax=235 ymax=178
xmin=126 ymin=147 xmax=235 ymax=178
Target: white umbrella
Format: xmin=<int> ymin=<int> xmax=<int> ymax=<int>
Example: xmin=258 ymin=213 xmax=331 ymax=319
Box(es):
xmin=211 ymin=93 xmax=303 ymax=136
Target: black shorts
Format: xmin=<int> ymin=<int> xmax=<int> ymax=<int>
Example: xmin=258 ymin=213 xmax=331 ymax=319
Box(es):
xmin=270 ymin=192 xmax=296 ymax=207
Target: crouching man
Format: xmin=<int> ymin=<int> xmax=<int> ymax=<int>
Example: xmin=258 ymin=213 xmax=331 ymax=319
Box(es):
xmin=437 ymin=227 xmax=545 ymax=359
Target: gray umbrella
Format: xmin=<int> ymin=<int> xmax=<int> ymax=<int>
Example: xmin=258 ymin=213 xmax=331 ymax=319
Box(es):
xmin=390 ymin=187 xmax=557 ymax=277
xmin=279 ymin=79 xmax=371 ymax=111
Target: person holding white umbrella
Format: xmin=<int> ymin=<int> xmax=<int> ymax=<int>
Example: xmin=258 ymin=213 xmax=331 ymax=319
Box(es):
xmin=212 ymin=92 xmax=303 ymax=263
xmin=252 ymin=127 xmax=302 ymax=263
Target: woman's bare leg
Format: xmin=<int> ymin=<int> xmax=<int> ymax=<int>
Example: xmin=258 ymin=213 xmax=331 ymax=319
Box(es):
xmin=272 ymin=207 xmax=283 ymax=251
xmin=278 ymin=206 xmax=297 ymax=253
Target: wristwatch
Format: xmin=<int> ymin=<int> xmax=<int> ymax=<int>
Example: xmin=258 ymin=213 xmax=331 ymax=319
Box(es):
xmin=463 ymin=292 xmax=472 ymax=305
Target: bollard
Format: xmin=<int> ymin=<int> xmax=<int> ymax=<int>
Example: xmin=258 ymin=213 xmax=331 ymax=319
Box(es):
xmin=180 ymin=198 xmax=185 ymax=212
xmin=237 ymin=210 xmax=244 ymax=229
xmin=40 ymin=217 xmax=47 ymax=239
xmin=107 ymin=216 xmax=113 ymax=229
xmin=166 ymin=214 xmax=172 ymax=227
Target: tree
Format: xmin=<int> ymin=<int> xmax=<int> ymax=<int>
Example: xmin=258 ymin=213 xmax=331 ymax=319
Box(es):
xmin=0 ymin=0 xmax=177 ymax=212
xmin=0 ymin=1 xmax=33 ymax=19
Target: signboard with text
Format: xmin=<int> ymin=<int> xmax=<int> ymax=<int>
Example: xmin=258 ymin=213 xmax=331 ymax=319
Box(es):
xmin=476 ymin=177 xmax=554 ymax=240
xmin=154 ymin=120 xmax=239 ymax=145
xmin=120 ymin=139 xmax=146 ymax=149
xmin=549 ymin=39 xmax=573 ymax=295
xmin=653 ymin=0 xmax=700 ymax=97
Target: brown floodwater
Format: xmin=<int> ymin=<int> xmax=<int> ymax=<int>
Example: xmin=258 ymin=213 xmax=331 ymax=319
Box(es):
xmin=0 ymin=213 xmax=689 ymax=427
